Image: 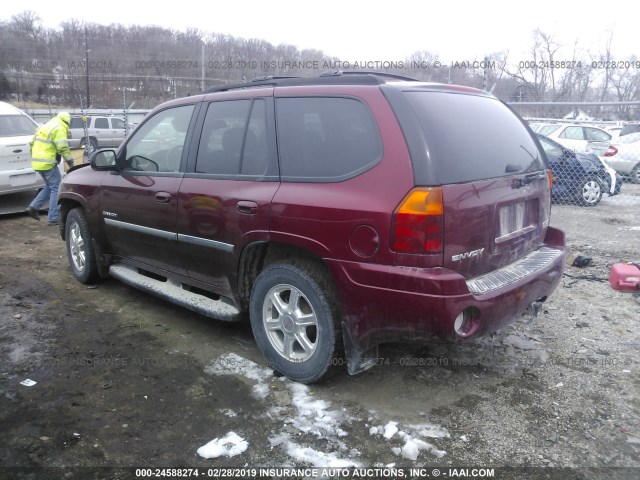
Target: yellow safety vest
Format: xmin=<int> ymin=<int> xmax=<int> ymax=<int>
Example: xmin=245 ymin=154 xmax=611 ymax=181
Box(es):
xmin=31 ymin=117 xmax=73 ymax=171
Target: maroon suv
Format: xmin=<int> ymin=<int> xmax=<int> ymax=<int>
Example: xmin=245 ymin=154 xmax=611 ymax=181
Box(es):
xmin=58 ymin=72 xmax=566 ymax=383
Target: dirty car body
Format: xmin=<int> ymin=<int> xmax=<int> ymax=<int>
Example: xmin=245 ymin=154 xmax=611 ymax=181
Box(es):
xmin=57 ymin=73 xmax=567 ymax=383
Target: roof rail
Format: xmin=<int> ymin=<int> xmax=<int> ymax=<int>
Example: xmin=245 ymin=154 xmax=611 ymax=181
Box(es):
xmin=202 ymin=71 xmax=418 ymax=94
xmin=335 ymin=70 xmax=419 ymax=82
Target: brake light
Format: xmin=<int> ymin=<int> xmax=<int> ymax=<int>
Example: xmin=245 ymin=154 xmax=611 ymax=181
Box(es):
xmin=392 ymin=188 xmax=443 ymax=253
xmin=604 ymin=145 xmax=618 ymax=157
xmin=547 ymin=169 xmax=553 ymax=190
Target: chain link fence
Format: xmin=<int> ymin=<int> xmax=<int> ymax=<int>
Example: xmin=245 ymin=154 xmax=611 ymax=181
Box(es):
xmin=508 ymin=103 xmax=640 ymax=210
xmin=7 ymin=73 xmax=640 ymax=211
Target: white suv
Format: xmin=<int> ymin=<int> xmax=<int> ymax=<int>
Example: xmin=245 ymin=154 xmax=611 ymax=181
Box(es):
xmin=68 ymin=115 xmax=130 ymax=151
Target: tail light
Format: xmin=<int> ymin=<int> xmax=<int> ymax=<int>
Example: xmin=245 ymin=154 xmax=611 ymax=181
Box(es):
xmin=392 ymin=188 xmax=443 ymax=253
xmin=604 ymin=146 xmax=618 ymax=157
xmin=547 ymin=169 xmax=553 ymax=190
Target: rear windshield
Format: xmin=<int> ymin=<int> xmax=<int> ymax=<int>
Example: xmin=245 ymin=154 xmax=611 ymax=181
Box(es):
xmin=0 ymin=115 xmax=37 ymax=137
xmin=617 ymin=130 xmax=640 ymax=143
xmin=406 ymin=92 xmax=544 ymax=184
xmin=538 ymin=124 xmax=561 ymax=136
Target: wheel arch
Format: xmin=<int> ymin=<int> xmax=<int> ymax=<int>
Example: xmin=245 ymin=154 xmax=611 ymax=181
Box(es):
xmin=60 ymin=201 xmax=111 ymax=279
xmin=237 ymin=241 xmax=331 ymax=311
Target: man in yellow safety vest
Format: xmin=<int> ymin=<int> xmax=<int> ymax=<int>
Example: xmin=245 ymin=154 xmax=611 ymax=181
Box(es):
xmin=26 ymin=112 xmax=75 ymax=226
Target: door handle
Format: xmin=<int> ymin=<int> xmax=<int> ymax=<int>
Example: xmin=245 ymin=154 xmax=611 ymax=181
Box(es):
xmin=237 ymin=200 xmax=258 ymax=214
xmin=155 ymin=192 xmax=171 ymax=203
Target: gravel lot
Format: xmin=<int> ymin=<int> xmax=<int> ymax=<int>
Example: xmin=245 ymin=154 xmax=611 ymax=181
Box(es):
xmin=0 ymin=182 xmax=638 ymax=480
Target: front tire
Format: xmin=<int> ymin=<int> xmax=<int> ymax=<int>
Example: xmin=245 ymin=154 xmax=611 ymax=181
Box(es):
xmin=65 ymin=208 xmax=99 ymax=284
xmin=575 ymin=175 xmax=603 ymax=206
xmin=249 ymin=262 xmax=342 ymax=383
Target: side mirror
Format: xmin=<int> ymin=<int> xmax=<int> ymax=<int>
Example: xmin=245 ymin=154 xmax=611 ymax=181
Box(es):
xmin=91 ymin=149 xmax=118 ymax=171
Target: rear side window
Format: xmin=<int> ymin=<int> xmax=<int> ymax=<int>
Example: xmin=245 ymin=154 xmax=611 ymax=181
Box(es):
xmin=405 ymin=92 xmax=544 ymax=184
xmin=70 ymin=117 xmax=85 ymax=129
xmin=94 ymin=118 xmax=109 ymax=129
xmin=111 ymin=118 xmax=125 ymax=130
xmin=276 ymin=97 xmax=382 ymax=182
xmin=584 ymin=128 xmax=610 ymax=141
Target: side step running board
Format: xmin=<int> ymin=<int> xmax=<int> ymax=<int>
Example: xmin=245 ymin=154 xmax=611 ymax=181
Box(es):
xmin=109 ymin=263 xmax=241 ymax=321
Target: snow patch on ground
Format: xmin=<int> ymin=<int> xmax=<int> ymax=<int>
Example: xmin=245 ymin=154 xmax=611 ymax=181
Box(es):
xmin=197 ymin=432 xmax=248 ymax=459
xmin=370 ymin=420 xmax=449 ymax=460
xmin=270 ymin=433 xmax=359 ymax=468
xmin=203 ymin=353 xmax=448 ymax=465
xmin=203 ymin=352 xmax=273 ymax=399
xmin=287 ymin=382 xmax=350 ymax=437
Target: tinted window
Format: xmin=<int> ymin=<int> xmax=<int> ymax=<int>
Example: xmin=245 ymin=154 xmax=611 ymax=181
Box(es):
xmin=111 ymin=118 xmax=125 ymax=130
xmin=94 ymin=118 xmax=109 ymax=129
xmin=195 ymin=99 xmax=269 ymax=176
xmin=620 ymin=124 xmax=640 ymax=137
xmin=0 ymin=115 xmax=37 ymax=136
xmin=276 ymin=97 xmax=382 ymax=182
xmin=405 ymin=92 xmax=544 ymax=183
xmin=124 ymin=104 xmax=194 ymax=172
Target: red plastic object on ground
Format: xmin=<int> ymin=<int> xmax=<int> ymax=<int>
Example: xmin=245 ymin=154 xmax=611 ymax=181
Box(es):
xmin=609 ymin=263 xmax=640 ymax=291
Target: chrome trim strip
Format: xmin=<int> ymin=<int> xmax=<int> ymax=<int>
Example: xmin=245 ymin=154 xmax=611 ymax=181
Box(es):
xmin=177 ymin=234 xmax=234 ymax=253
xmin=104 ymin=218 xmax=177 ymax=241
xmin=495 ymin=225 xmax=536 ymax=244
xmin=466 ymin=247 xmax=562 ymax=295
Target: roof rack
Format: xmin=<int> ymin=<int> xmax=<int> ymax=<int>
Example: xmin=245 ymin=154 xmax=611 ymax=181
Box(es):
xmin=331 ymin=70 xmax=419 ymax=82
xmin=203 ymin=71 xmax=418 ymax=94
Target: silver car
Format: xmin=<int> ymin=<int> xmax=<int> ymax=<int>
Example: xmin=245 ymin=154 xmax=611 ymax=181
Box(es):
xmin=68 ymin=115 xmax=130 ymax=151
xmin=603 ymin=132 xmax=640 ymax=184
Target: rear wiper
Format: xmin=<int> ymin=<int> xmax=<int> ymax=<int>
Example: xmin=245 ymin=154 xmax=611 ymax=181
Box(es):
xmin=513 ymin=171 xmax=546 ymax=189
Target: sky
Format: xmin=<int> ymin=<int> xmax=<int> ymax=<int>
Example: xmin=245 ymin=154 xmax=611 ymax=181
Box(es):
xmin=2 ymin=0 xmax=637 ymax=63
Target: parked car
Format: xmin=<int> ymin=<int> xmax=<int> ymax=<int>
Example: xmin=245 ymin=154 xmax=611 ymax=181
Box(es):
xmin=538 ymin=123 xmax=612 ymax=156
xmin=68 ymin=115 xmax=130 ymax=151
xmin=619 ymin=123 xmax=640 ymax=138
xmin=0 ymin=102 xmax=64 ymax=195
xmin=57 ymin=73 xmax=567 ymax=383
xmin=535 ymin=123 xmax=620 ymax=192
xmin=603 ymin=131 xmax=640 ymax=184
xmin=536 ymin=133 xmax=618 ymax=206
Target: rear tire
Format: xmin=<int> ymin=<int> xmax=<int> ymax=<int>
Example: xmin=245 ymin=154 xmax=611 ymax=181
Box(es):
xmin=81 ymin=137 xmax=98 ymax=154
xmin=630 ymin=164 xmax=640 ymax=184
xmin=65 ymin=208 xmax=99 ymax=284
xmin=249 ymin=261 xmax=342 ymax=383
xmin=575 ymin=175 xmax=603 ymax=207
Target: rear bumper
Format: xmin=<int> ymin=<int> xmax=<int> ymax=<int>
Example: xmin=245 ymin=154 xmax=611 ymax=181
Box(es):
xmin=0 ymin=169 xmax=44 ymax=195
xmin=326 ymin=227 xmax=566 ymax=353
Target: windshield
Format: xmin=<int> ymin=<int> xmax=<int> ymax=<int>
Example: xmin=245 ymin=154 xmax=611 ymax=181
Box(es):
xmin=0 ymin=115 xmax=38 ymax=137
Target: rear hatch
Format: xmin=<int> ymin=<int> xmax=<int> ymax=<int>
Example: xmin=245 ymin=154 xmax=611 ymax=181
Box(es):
xmin=384 ymin=85 xmax=550 ymax=279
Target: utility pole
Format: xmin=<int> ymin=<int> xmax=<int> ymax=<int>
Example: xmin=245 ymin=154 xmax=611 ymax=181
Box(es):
xmin=201 ymin=43 xmax=205 ymax=92
xmin=85 ymin=28 xmax=90 ymax=109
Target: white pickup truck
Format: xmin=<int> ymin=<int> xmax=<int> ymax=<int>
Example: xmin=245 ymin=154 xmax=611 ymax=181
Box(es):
xmin=68 ymin=116 xmax=130 ymax=151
